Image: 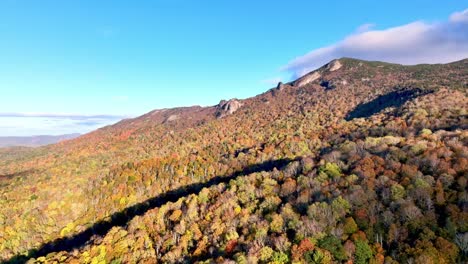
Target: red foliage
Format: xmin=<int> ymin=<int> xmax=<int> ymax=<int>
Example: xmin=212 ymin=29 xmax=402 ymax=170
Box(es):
xmin=225 ymin=239 xmax=238 ymax=254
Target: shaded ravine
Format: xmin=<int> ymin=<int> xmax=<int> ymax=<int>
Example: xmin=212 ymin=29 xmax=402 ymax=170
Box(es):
xmin=4 ymin=158 xmax=295 ymax=264
xmin=345 ymin=88 xmax=433 ymax=120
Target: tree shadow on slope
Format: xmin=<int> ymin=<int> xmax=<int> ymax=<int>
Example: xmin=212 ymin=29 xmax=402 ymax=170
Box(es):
xmin=5 ymin=158 xmax=295 ymax=264
xmin=0 ymin=169 xmax=38 ymax=189
xmin=0 ymin=169 xmax=37 ymax=181
xmin=345 ymin=88 xmax=433 ymax=121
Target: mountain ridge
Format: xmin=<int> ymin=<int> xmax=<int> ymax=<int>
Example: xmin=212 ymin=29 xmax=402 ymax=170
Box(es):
xmin=1 ymin=57 xmax=467 ymax=263
xmin=67 ymin=57 xmax=466 ymax=140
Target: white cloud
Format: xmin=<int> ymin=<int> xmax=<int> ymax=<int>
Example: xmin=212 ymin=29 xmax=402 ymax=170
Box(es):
xmin=283 ymin=9 xmax=468 ymax=78
xmin=0 ymin=113 xmax=126 ymax=136
xmin=450 ymin=9 xmax=468 ymax=23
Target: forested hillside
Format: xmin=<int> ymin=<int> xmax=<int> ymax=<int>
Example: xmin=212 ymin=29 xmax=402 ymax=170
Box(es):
xmin=1 ymin=58 xmax=467 ymax=263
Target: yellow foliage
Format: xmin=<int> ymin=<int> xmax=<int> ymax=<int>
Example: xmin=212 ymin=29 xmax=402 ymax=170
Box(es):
xmin=169 ymin=209 xmax=183 ymax=221
xmin=234 ymin=205 xmax=242 ymax=215
xmin=60 ymin=222 xmax=75 ymax=237
xmin=5 ymin=226 xmax=14 ymax=236
xmin=48 ymin=201 xmax=59 ymax=210
xmin=90 ymin=245 xmax=106 ymax=264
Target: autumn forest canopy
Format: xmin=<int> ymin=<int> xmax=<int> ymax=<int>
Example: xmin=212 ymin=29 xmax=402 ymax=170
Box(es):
xmin=0 ymin=58 xmax=467 ymax=264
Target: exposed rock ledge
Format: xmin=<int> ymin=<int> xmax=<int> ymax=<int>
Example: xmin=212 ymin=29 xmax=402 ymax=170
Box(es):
xmin=216 ymin=99 xmax=243 ymax=118
xmin=293 ymin=71 xmax=321 ymax=87
xmin=292 ymin=59 xmax=343 ymax=87
xmin=165 ymin=114 xmax=179 ymax=122
xmin=277 ymin=82 xmax=286 ymax=91
xmin=327 ymin=60 xmax=342 ymax=71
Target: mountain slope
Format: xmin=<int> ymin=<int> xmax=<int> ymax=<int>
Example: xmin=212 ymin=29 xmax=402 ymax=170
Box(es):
xmin=1 ymin=58 xmax=467 ymax=263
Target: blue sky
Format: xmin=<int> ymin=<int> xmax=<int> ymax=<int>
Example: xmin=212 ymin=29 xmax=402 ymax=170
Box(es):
xmin=0 ymin=1 xmax=467 ymax=136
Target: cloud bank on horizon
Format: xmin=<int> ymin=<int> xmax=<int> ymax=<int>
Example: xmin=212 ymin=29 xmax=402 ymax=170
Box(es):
xmin=283 ymin=9 xmax=468 ymax=78
xmin=0 ymin=113 xmax=125 ymax=137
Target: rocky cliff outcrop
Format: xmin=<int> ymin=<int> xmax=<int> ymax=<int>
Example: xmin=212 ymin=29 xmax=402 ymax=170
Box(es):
xmin=327 ymin=59 xmax=342 ymax=71
xmin=216 ymin=99 xmax=243 ymax=118
xmin=276 ymin=82 xmax=286 ymax=91
xmin=293 ymin=71 xmax=321 ymax=87
xmin=292 ymin=59 xmax=344 ymax=87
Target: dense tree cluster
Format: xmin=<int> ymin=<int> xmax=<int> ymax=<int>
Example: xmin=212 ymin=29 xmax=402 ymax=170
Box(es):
xmin=0 ymin=58 xmax=466 ymax=263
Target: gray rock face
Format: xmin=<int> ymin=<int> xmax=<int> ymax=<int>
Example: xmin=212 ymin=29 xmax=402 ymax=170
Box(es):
xmin=292 ymin=59 xmax=343 ymax=88
xmin=165 ymin=114 xmax=179 ymax=122
xmin=327 ymin=60 xmax=342 ymax=71
xmin=216 ymin=99 xmax=243 ymax=118
xmin=293 ymin=71 xmax=321 ymax=87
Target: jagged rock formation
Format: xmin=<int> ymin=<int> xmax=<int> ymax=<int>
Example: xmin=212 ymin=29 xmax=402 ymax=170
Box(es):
xmin=293 ymin=71 xmax=321 ymax=87
xmin=165 ymin=114 xmax=179 ymax=122
xmin=293 ymin=59 xmax=344 ymax=88
xmin=276 ymin=82 xmax=286 ymax=91
xmin=327 ymin=59 xmax=342 ymax=71
xmin=216 ymin=99 xmax=243 ymax=118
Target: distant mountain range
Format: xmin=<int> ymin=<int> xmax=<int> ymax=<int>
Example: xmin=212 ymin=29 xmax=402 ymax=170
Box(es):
xmin=0 ymin=133 xmax=80 ymax=148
